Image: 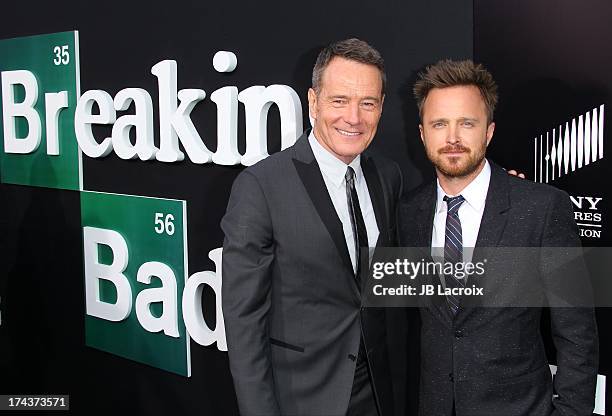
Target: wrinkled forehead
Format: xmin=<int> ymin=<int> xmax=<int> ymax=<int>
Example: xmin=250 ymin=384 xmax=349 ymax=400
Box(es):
xmin=319 ymin=57 xmax=384 ymax=97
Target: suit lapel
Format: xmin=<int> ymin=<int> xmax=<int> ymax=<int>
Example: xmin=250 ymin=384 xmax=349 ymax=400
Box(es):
xmin=291 ymin=133 xmax=354 ymax=276
xmin=455 ymin=161 xmax=511 ymax=324
xmin=474 ymin=162 xmax=511 ymax=248
xmin=416 ymin=182 xmax=454 ymax=326
xmin=416 ymin=182 xmax=436 ymax=249
xmin=361 ymin=155 xmax=387 ymax=247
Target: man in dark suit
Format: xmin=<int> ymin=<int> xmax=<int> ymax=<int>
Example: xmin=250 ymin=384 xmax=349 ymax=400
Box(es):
xmin=398 ymin=59 xmax=598 ymax=415
xmin=221 ymin=39 xmax=401 ymax=416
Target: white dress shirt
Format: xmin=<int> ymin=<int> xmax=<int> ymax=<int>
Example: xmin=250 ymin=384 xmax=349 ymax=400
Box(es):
xmin=431 ymin=160 xmax=491 ymax=264
xmin=309 ymin=132 xmax=380 ymax=273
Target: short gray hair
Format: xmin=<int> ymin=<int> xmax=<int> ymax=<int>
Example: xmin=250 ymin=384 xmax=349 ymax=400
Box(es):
xmin=312 ymin=38 xmax=386 ymax=95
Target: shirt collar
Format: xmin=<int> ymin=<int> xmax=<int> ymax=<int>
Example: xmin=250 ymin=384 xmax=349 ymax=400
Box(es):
xmin=435 ymin=159 xmax=491 ymax=214
xmin=309 ymin=131 xmax=363 ymax=189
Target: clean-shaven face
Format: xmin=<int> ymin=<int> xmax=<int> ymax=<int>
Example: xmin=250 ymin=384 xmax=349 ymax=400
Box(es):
xmin=308 ymin=57 xmax=384 ymax=164
xmin=420 ymin=85 xmax=495 ymax=178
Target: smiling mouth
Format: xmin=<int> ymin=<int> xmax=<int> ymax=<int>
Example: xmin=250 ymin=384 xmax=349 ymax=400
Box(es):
xmin=336 ymin=128 xmax=361 ymax=137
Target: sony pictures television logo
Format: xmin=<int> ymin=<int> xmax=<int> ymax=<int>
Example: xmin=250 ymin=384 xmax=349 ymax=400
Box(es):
xmin=533 ymin=105 xmax=604 ymax=183
xmin=571 ymin=196 xmax=602 ymax=239
xmin=533 ymin=105 xmax=605 ymax=239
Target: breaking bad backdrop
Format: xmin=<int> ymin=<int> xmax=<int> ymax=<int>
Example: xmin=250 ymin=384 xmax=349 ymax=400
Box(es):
xmin=0 ymin=0 xmax=471 ymax=415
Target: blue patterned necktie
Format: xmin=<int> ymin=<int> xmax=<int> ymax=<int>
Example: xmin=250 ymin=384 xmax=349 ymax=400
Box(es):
xmin=443 ymin=195 xmax=465 ymax=315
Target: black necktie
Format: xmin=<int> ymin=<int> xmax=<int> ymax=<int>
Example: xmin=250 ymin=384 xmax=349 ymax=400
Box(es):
xmin=346 ymin=166 xmax=370 ymax=366
xmin=345 ymin=166 xmax=369 ymax=280
xmin=443 ymin=195 xmax=465 ymax=315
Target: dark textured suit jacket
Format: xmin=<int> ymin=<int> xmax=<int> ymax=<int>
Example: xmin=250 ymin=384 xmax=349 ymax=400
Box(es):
xmin=221 ymin=132 xmax=402 ymax=416
xmin=398 ymin=161 xmax=598 ymax=416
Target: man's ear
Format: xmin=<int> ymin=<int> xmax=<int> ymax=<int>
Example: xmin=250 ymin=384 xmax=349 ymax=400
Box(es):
xmin=419 ymin=124 xmax=425 ymax=144
xmin=307 ymin=88 xmax=317 ymax=121
xmin=486 ymin=122 xmax=495 ymax=146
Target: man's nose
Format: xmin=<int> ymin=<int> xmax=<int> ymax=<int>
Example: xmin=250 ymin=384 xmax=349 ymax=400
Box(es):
xmin=343 ymin=102 xmax=361 ymax=126
xmin=447 ymin=124 xmax=460 ymax=144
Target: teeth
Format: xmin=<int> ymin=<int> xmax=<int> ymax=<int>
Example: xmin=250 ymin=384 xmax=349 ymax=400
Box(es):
xmin=336 ymin=129 xmax=360 ymax=136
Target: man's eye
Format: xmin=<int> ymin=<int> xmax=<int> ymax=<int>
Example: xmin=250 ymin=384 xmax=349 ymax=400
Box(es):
xmin=361 ymin=101 xmax=376 ymax=108
xmin=462 ymin=121 xmax=474 ymax=127
xmin=433 ymin=122 xmax=445 ymax=128
xmin=332 ymin=99 xmax=347 ymax=105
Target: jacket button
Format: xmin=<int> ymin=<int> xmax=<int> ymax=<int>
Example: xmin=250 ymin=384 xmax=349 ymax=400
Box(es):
xmin=449 ymin=373 xmax=454 ymax=382
xmin=454 ymin=330 xmax=464 ymax=338
xmin=348 ymin=354 xmax=357 ymax=361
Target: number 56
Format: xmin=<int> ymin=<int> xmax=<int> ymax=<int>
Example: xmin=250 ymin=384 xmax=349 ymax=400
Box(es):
xmin=154 ymin=213 xmax=175 ymax=235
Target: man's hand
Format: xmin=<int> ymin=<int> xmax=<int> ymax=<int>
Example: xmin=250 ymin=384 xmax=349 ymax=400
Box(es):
xmin=507 ymin=169 xmax=526 ymax=179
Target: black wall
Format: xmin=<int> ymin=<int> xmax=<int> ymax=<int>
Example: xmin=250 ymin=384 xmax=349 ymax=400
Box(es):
xmin=475 ymin=1 xmax=611 ymax=413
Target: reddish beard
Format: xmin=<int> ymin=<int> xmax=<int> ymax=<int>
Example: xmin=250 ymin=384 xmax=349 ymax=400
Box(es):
xmin=428 ymin=144 xmax=485 ymax=178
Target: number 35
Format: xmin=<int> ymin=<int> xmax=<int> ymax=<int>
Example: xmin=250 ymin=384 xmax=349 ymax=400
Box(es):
xmin=53 ymin=45 xmax=70 ymax=65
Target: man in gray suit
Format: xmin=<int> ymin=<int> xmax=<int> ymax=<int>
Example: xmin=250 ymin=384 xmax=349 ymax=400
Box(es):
xmin=222 ymin=39 xmax=401 ymax=416
xmin=399 ymin=59 xmax=598 ymax=415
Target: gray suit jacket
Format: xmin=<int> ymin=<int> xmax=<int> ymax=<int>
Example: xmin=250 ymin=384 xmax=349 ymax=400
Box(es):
xmin=398 ymin=161 xmax=599 ymax=416
xmin=222 ymin=132 xmax=402 ymax=416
